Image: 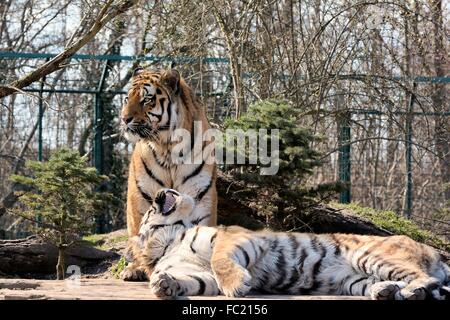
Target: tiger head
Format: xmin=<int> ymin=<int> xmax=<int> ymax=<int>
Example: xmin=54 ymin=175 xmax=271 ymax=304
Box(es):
xmin=120 ymin=68 xmax=183 ymax=142
xmin=127 ymin=188 xmax=196 ymax=269
xmin=136 ymin=189 xmax=196 ymax=245
xmin=145 ymin=189 xmax=195 ymax=225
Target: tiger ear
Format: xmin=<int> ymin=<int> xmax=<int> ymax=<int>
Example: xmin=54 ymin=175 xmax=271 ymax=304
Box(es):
xmin=132 ymin=66 xmax=144 ymax=77
xmin=161 ymin=69 xmax=180 ymax=95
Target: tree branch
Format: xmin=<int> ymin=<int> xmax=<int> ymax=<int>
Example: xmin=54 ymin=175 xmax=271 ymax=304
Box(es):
xmin=0 ymin=0 xmax=138 ymax=99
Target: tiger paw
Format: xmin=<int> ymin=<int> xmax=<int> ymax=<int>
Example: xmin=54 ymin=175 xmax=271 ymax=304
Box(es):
xmin=370 ymin=281 xmax=406 ymax=300
xmin=397 ymin=287 xmax=427 ymax=300
xmin=150 ymin=272 xmax=180 ymax=299
xmin=219 ymin=268 xmax=252 ymax=298
xmin=434 ymin=285 xmax=450 ymax=300
xmin=398 ymin=278 xmax=440 ymax=300
xmin=120 ymin=264 xmax=148 ymax=281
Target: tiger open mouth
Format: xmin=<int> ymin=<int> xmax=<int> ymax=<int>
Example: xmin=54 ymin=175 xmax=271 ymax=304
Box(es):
xmin=155 ymin=189 xmax=179 ymax=216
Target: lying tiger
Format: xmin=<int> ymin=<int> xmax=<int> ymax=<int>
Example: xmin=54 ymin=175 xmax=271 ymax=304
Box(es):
xmin=126 ymin=188 xmax=450 ymax=300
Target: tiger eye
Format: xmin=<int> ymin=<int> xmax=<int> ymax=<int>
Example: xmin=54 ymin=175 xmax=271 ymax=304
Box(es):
xmin=143 ymin=96 xmax=155 ymax=104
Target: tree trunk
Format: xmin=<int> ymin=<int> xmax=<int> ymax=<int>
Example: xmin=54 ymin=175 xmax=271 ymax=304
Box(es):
xmin=430 ymin=0 xmax=450 ymax=201
xmin=56 ymin=246 xmax=65 ymax=280
xmin=211 ymin=7 xmax=244 ymax=119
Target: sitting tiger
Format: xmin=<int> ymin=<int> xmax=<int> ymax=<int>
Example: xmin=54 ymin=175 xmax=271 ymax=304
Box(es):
xmin=127 ymin=188 xmax=450 ymax=300
xmin=120 ymin=68 xmax=217 ymax=280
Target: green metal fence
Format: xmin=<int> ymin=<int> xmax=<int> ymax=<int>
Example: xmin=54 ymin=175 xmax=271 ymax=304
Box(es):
xmin=335 ymin=85 xmax=450 ymax=218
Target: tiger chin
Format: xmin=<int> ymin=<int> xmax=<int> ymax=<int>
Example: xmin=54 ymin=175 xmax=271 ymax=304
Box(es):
xmin=120 ymin=68 xmax=217 ymax=281
xmin=129 ymin=189 xmax=450 ymax=300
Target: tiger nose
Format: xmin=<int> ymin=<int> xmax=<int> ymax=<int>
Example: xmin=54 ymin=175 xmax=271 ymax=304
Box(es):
xmin=122 ymin=117 xmax=133 ymax=124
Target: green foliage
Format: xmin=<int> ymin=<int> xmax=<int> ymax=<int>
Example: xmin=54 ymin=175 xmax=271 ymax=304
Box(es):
xmin=108 ymin=234 xmax=129 ymax=245
xmin=222 ymin=99 xmax=340 ymax=230
xmin=224 ymin=99 xmax=322 ymax=182
xmin=10 ymin=148 xmax=110 ymax=253
xmin=83 ymin=231 xmax=129 ymax=278
xmin=82 ymin=234 xmax=106 ymax=248
xmin=83 ymin=233 xmax=128 ymax=251
xmin=110 ymin=256 xmax=127 ymax=279
xmin=331 ymin=202 xmax=449 ymax=252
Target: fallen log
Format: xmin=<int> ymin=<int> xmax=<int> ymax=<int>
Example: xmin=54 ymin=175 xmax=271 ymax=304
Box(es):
xmin=0 ymin=236 xmax=119 ymax=277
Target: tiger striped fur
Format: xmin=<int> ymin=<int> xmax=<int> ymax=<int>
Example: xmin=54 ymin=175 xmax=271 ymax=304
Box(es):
xmin=128 ymin=188 xmax=450 ymax=300
xmin=120 ymin=69 xmax=217 ymax=281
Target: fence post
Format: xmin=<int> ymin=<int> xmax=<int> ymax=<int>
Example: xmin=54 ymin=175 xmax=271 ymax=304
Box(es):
xmin=94 ymin=62 xmax=110 ymax=173
xmin=404 ymin=82 xmax=416 ymax=218
xmin=93 ymin=62 xmax=110 ymax=233
xmin=338 ymin=110 xmax=351 ymax=203
xmin=93 ymin=93 xmax=103 ymax=173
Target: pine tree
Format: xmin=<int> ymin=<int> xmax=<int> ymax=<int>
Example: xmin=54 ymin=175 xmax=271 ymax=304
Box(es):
xmin=10 ymin=148 xmax=109 ymax=280
xmin=223 ymin=99 xmax=340 ymax=230
xmin=224 ymin=99 xmax=322 ymax=181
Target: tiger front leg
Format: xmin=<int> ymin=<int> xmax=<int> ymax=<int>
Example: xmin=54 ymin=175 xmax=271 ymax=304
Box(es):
xmin=150 ymin=271 xmax=181 ymax=298
xmin=120 ymin=237 xmax=150 ymax=281
xmin=150 ymin=270 xmax=219 ymax=298
xmin=211 ymin=256 xmax=253 ymax=297
xmin=211 ymin=228 xmax=266 ymax=297
xmin=120 ymin=262 xmax=149 ymax=281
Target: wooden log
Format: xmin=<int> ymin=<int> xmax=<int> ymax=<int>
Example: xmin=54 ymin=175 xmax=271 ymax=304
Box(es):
xmin=0 ymin=236 xmax=119 ymax=276
xmin=0 ymin=278 xmax=369 ymax=300
xmin=303 ymin=203 xmax=392 ymax=235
